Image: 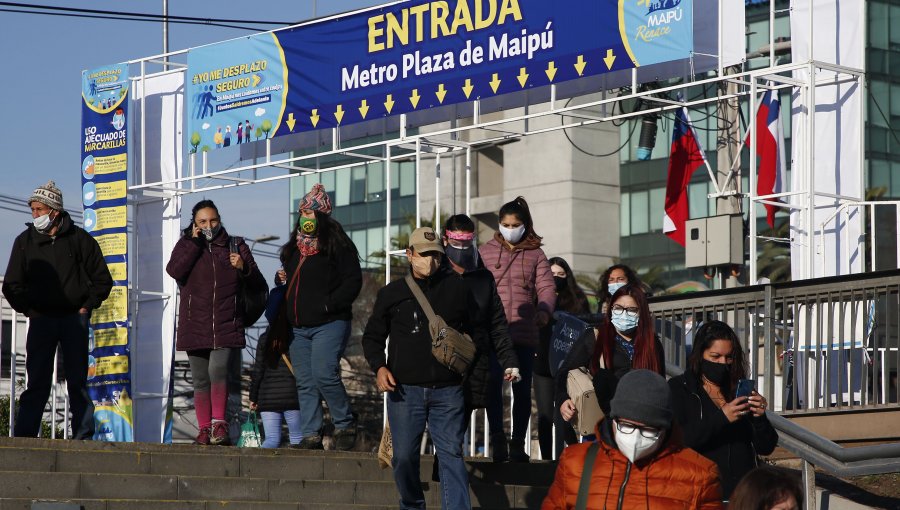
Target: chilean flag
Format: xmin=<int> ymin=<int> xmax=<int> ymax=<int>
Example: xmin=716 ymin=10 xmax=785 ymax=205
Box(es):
xmin=663 ymin=107 xmax=707 ymax=246
xmin=746 ymin=89 xmax=785 ymax=228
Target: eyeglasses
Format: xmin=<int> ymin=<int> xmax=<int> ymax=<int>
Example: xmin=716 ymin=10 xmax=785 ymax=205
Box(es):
xmin=610 ymin=305 xmax=640 ymax=318
xmin=614 ymin=420 xmax=661 ymax=439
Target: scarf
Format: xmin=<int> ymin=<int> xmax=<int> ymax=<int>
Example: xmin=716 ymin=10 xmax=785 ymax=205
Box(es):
xmin=615 ymin=334 xmax=635 ymax=362
xmin=296 ymin=234 xmax=319 ymax=257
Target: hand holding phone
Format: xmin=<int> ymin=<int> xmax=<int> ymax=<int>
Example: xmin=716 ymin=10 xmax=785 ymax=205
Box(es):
xmin=229 ymin=237 xmax=239 ymax=254
xmin=735 ymin=379 xmax=755 ymax=399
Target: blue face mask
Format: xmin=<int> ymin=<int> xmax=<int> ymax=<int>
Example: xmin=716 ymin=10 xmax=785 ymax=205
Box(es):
xmin=608 ymin=282 xmax=626 ymax=296
xmin=611 ymin=314 xmax=639 ymax=333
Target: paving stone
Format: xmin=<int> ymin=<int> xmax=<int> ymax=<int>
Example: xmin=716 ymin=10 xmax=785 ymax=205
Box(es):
xmin=150 ymin=452 xmax=241 ymax=478
xmin=177 ymin=476 xmax=268 ymax=502
xmin=80 ymin=473 xmax=178 ymax=500
xmin=0 ymin=472 xmax=80 ymax=499
xmin=240 ymin=455 xmax=323 ymax=481
xmin=57 ymin=450 xmax=150 ymax=475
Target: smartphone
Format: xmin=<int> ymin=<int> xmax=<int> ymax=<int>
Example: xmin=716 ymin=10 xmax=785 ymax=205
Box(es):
xmin=229 ymin=237 xmax=239 ymax=254
xmin=735 ymin=379 xmax=755 ymax=399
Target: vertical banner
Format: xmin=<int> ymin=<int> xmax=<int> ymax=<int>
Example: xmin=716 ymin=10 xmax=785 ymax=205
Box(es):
xmin=81 ymin=63 xmax=134 ymax=441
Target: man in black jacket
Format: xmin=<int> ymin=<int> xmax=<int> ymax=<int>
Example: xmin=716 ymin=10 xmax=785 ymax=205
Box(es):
xmin=363 ymin=226 xmax=476 ymax=510
xmin=2 ymin=181 xmax=113 ymax=439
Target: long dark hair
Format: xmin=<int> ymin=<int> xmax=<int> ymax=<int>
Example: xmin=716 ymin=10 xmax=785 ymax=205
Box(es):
xmin=548 ymin=257 xmax=588 ymax=314
xmin=592 ymin=283 xmax=661 ymax=375
xmin=498 ymin=196 xmax=541 ymax=240
xmin=598 ymin=264 xmax=641 ymax=302
xmin=181 ymin=199 xmax=219 ymax=238
xmin=279 ymin=210 xmax=358 ymax=262
xmin=688 ymin=320 xmax=747 ymax=392
xmin=729 ymin=466 xmax=802 ymax=510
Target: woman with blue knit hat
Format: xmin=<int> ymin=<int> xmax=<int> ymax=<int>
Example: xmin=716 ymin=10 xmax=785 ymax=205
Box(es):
xmin=279 ymin=183 xmax=362 ymax=450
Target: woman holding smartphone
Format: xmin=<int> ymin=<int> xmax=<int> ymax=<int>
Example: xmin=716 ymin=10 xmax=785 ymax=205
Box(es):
xmin=167 ymin=200 xmax=264 ymax=445
xmin=668 ymin=320 xmax=778 ymax=499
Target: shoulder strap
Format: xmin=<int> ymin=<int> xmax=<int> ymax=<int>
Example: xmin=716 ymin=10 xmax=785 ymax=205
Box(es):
xmin=575 ymin=441 xmax=601 ymax=510
xmin=404 ymin=273 xmax=439 ymax=327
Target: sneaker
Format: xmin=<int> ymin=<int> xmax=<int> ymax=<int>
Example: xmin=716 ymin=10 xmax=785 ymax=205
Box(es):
xmin=333 ymin=426 xmax=357 ymax=451
xmin=296 ymin=435 xmax=324 ymax=450
xmin=210 ymin=421 xmax=230 ymax=446
xmin=194 ymin=426 xmax=211 ymax=446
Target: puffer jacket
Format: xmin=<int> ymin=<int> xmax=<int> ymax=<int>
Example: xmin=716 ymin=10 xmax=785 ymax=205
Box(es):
xmin=166 ymin=228 xmax=259 ymax=351
xmin=249 ymin=331 xmax=299 ymax=412
xmin=542 ymin=419 xmax=723 ymax=510
xmin=479 ymin=235 xmax=556 ymax=348
xmin=668 ymin=370 xmax=778 ymax=498
xmin=461 ymin=266 xmax=519 ymax=409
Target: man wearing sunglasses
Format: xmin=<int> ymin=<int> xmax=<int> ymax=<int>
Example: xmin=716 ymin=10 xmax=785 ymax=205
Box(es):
xmin=542 ymin=369 xmax=724 ymax=509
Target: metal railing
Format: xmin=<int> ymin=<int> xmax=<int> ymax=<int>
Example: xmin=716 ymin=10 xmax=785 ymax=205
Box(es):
xmin=650 ymin=269 xmax=900 ymax=415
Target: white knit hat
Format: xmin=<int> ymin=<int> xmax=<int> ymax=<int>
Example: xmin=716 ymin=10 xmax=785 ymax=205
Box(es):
xmin=29 ymin=180 xmax=64 ymax=210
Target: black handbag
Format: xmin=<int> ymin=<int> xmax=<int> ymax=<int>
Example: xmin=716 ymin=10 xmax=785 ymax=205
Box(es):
xmin=234 ymin=238 xmax=269 ymax=326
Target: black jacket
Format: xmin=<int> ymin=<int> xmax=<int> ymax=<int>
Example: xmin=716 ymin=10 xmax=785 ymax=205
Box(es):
xmin=283 ymin=248 xmax=362 ymax=327
xmin=249 ymin=332 xmax=299 ymax=413
xmin=362 ymin=268 xmax=476 ymax=388
xmin=554 ymin=326 xmax=666 ymax=414
xmin=3 ymin=212 xmax=113 ymax=316
xmin=461 ymin=268 xmax=518 ymax=409
xmin=668 ymin=370 xmax=778 ymax=498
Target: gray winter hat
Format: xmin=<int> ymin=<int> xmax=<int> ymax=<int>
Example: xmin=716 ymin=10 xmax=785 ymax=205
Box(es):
xmin=609 ymin=369 xmax=673 ymax=430
xmin=29 ymin=180 xmax=64 ymax=210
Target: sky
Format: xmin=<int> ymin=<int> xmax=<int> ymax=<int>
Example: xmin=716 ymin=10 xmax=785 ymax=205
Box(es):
xmin=0 ymin=0 xmax=385 ymax=280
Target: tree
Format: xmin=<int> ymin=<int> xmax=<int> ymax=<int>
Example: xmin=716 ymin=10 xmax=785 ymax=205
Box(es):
xmin=201 ymin=145 xmax=211 ymax=153
xmin=255 ymin=126 xmax=263 ymax=140
xmin=189 ymin=132 xmax=201 ymax=154
xmin=260 ymin=120 xmax=273 ymax=138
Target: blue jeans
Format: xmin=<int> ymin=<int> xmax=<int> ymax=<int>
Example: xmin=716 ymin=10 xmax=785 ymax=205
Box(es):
xmin=289 ymin=321 xmax=354 ymax=436
xmin=487 ymin=346 xmax=535 ymax=440
xmin=260 ymin=410 xmax=302 ymax=448
xmin=388 ymin=384 xmax=471 ymax=510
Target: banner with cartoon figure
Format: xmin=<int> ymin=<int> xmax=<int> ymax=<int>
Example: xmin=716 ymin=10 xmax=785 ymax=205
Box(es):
xmin=81 ymin=63 xmax=134 ymax=442
xmin=186 ymin=0 xmax=694 ymax=147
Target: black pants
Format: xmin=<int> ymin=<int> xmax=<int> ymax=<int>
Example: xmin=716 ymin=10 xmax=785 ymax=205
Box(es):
xmin=533 ymin=372 xmax=576 ymax=459
xmin=15 ymin=313 xmax=95 ymax=439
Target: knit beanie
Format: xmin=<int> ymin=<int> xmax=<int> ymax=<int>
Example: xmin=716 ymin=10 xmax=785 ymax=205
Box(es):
xmin=608 ymin=369 xmax=673 ymax=430
xmin=29 ymin=180 xmax=64 ymax=210
xmin=299 ymin=183 xmax=332 ymax=215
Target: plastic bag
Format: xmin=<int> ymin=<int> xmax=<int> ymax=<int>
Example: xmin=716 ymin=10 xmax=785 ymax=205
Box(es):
xmin=237 ymin=411 xmax=261 ymax=448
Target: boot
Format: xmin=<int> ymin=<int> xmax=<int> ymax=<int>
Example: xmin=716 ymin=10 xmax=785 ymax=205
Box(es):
xmin=508 ymin=438 xmax=530 ymax=462
xmin=490 ymin=433 xmax=509 ymax=463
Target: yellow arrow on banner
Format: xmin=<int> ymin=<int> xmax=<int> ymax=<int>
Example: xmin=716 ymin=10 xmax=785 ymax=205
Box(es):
xmin=334 ymin=105 xmax=345 ymax=125
xmin=574 ymin=55 xmax=587 ymax=76
xmin=462 ymin=79 xmax=474 ymax=98
xmin=517 ymin=68 xmax=529 ymax=88
xmin=436 ymin=84 xmax=447 ymax=104
xmin=252 ymin=74 xmax=261 ymax=88
xmin=604 ymin=49 xmax=617 ymax=70
xmin=359 ymin=100 xmax=370 ymax=119
xmin=310 ymin=109 xmax=320 ymax=128
xmin=489 ymin=73 xmax=501 ymax=93
xmin=385 ymin=94 xmax=395 ymax=114
xmin=286 ymin=113 xmax=296 ymax=132
xmin=545 ymin=62 xmax=558 ymax=82
xmin=410 ymin=89 xmax=421 ymax=109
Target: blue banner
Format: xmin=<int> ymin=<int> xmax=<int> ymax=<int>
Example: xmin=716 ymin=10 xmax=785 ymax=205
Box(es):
xmin=187 ymin=0 xmax=694 ymax=148
xmin=81 ymin=63 xmax=134 ymax=442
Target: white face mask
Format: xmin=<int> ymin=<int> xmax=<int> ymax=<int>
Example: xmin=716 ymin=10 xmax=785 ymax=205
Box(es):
xmin=614 ymin=420 xmax=664 ymax=463
xmin=608 ymin=282 xmax=626 ymax=295
xmin=499 ymin=224 xmax=526 ymax=244
xmin=33 ymin=212 xmax=54 ymax=233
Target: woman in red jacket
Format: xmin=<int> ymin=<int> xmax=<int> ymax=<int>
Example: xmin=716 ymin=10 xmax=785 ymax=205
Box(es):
xmin=479 ymin=196 xmax=557 ymax=462
xmin=166 ymin=200 xmax=263 ymax=445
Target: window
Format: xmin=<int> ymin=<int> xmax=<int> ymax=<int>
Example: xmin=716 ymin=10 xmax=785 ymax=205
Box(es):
xmin=620 ymin=193 xmax=631 ymax=236
xmin=688 ymin=182 xmax=708 ymax=219
xmin=631 ymin=191 xmax=649 ymax=234
xmin=869 ymin=2 xmax=889 ymax=50
xmin=350 ymin=166 xmax=367 ymax=204
xmin=335 ymin=168 xmax=351 ymax=206
xmin=368 ymin=164 xmax=385 ymax=202
xmin=399 ymin=161 xmax=416 ymax=197
xmin=649 ymin=188 xmax=665 ymax=232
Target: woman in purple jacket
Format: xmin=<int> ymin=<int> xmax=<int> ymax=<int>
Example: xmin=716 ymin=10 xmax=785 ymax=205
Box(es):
xmin=479 ymin=196 xmax=557 ymax=462
xmin=166 ymin=200 xmax=262 ymax=445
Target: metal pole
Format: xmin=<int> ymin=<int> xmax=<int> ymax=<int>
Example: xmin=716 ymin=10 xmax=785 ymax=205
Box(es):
xmin=162 ymin=0 xmax=169 ymax=69
xmin=465 ymin=146 xmax=472 ymax=216
xmin=749 ymin=80 xmax=758 ymax=283
xmin=385 ymin=146 xmax=392 ymax=285
xmin=807 ymin=63 xmax=816 ymax=279
xmin=415 ymin=139 xmax=421 ymax=227
xmin=435 ymin=153 xmax=441 ymax=233
xmin=769 ymin=0 xmax=775 ymax=69
xmin=802 ymin=460 xmax=816 ymax=510
xmin=8 ymin=309 xmax=17 ymax=437
xmin=140 ymin=60 xmax=147 ymax=187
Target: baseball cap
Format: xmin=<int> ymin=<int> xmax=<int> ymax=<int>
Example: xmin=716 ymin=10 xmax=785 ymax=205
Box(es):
xmin=408 ymin=227 xmax=444 ymax=254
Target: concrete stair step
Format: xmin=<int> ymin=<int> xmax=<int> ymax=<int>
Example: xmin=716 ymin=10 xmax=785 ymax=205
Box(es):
xmin=0 ymin=441 xmax=555 ymax=486
xmin=0 ymin=500 xmax=397 ymax=510
xmin=0 ymin=471 xmax=548 ymax=508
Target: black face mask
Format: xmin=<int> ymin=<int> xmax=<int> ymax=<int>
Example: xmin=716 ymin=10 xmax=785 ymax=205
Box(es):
xmin=700 ymin=359 xmax=731 ymax=386
xmin=554 ymin=276 xmax=568 ymax=292
xmin=445 ymin=245 xmax=479 ymax=272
